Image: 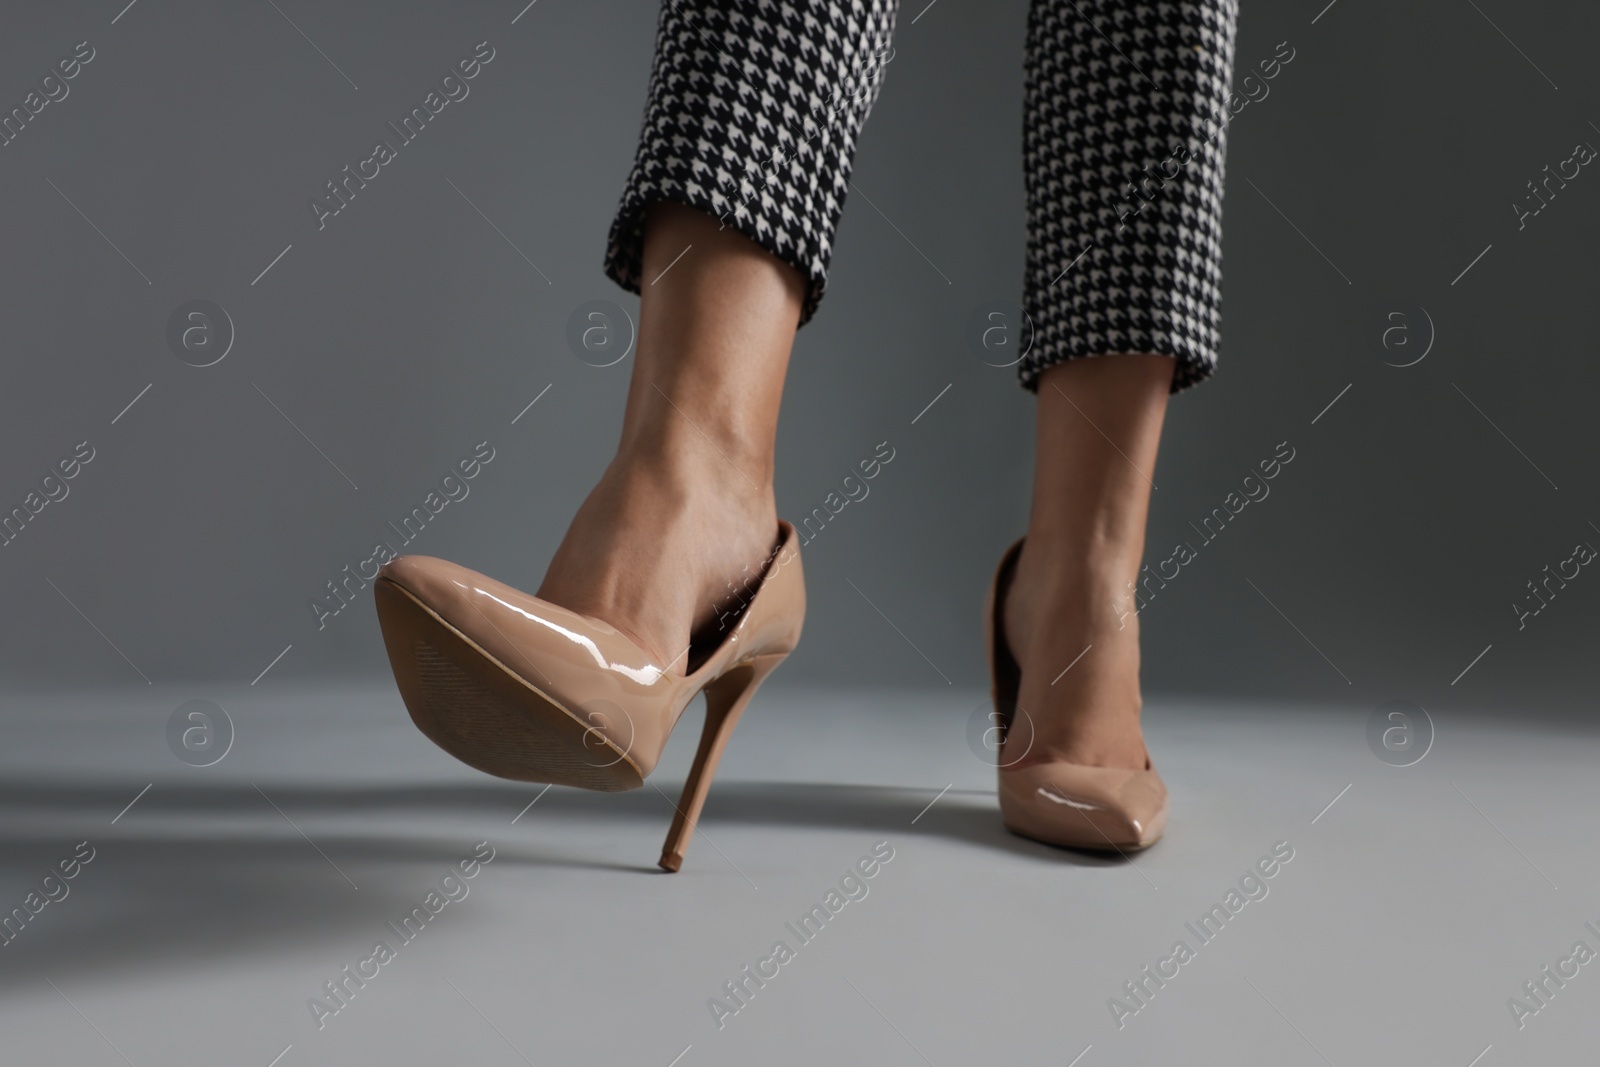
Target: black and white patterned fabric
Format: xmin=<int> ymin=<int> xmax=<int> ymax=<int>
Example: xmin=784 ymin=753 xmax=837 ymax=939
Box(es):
xmin=1020 ymin=0 xmax=1238 ymax=393
xmin=606 ymin=0 xmax=1239 ymax=393
xmin=605 ymin=1 xmax=897 ymax=325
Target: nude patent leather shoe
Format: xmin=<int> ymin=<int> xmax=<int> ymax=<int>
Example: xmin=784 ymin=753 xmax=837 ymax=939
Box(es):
xmin=984 ymin=538 xmax=1167 ymax=851
xmin=374 ymin=521 xmax=805 ymax=872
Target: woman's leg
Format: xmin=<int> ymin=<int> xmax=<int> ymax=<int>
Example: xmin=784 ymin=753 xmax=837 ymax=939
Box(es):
xmin=1002 ymin=355 xmax=1173 ymax=769
xmin=540 ymin=2 xmax=898 ymax=666
xmin=1004 ymin=0 xmax=1239 ymax=770
xmin=537 ymin=203 xmax=801 ymax=666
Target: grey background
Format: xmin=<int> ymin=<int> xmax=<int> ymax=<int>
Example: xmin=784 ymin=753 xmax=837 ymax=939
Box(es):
xmin=2 ymin=6 xmax=1597 ymax=1066
xmin=2 ymin=0 xmax=1596 ymax=714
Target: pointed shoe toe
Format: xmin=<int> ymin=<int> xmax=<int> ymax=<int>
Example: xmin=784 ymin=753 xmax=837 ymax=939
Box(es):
xmin=374 ymin=554 xmax=655 ymax=790
xmin=998 ymin=761 xmax=1167 ymax=851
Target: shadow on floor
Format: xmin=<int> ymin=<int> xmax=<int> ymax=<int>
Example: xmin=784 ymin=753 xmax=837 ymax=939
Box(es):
xmin=0 ymin=779 xmax=1129 ymax=991
xmin=0 ymin=778 xmax=1127 ymax=866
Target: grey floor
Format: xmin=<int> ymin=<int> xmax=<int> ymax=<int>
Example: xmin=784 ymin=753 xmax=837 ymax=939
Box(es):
xmin=0 ymin=683 xmax=1595 ymax=1066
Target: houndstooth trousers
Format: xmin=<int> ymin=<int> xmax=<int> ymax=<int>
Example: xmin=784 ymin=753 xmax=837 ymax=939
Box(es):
xmin=605 ymin=1 xmax=1240 ymax=393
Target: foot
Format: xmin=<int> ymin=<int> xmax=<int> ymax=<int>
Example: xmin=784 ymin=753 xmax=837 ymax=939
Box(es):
xmin=999 ymin=537 xmax=1150 ymax=771
xmin=537 ymin=445 xmax=779 ymax=672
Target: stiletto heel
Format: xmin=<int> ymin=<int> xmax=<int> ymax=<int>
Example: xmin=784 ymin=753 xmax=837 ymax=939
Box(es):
xmin=658 ymin=650 xmax=787 ymax=872
xmin=375 ymin=521 xmax=806 ymax=870
xmin=985 ymin=538 xmax=1168 ymax=851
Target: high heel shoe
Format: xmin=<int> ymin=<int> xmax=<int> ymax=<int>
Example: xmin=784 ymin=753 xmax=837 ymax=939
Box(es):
xmin=983 ymin=538 xmax=1167 ymax=851
xmin=374 ymin=521 xmax=806 ymax=872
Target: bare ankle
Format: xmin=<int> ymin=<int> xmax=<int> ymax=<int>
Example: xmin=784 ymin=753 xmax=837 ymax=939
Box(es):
xmin=1009 ymin=537 xmax=1140 ymax=635
xmin=614 ymin=419 xmax=775 ymax=497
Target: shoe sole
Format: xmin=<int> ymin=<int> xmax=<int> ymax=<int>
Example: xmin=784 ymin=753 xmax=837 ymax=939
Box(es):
xmin=375 ymin=578 xmax=645 ymax=792
xmin=1002 ymin=821 xmax=1165 ymax=852
xmin=999 ymin=801 xmax=1167 ymax=853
